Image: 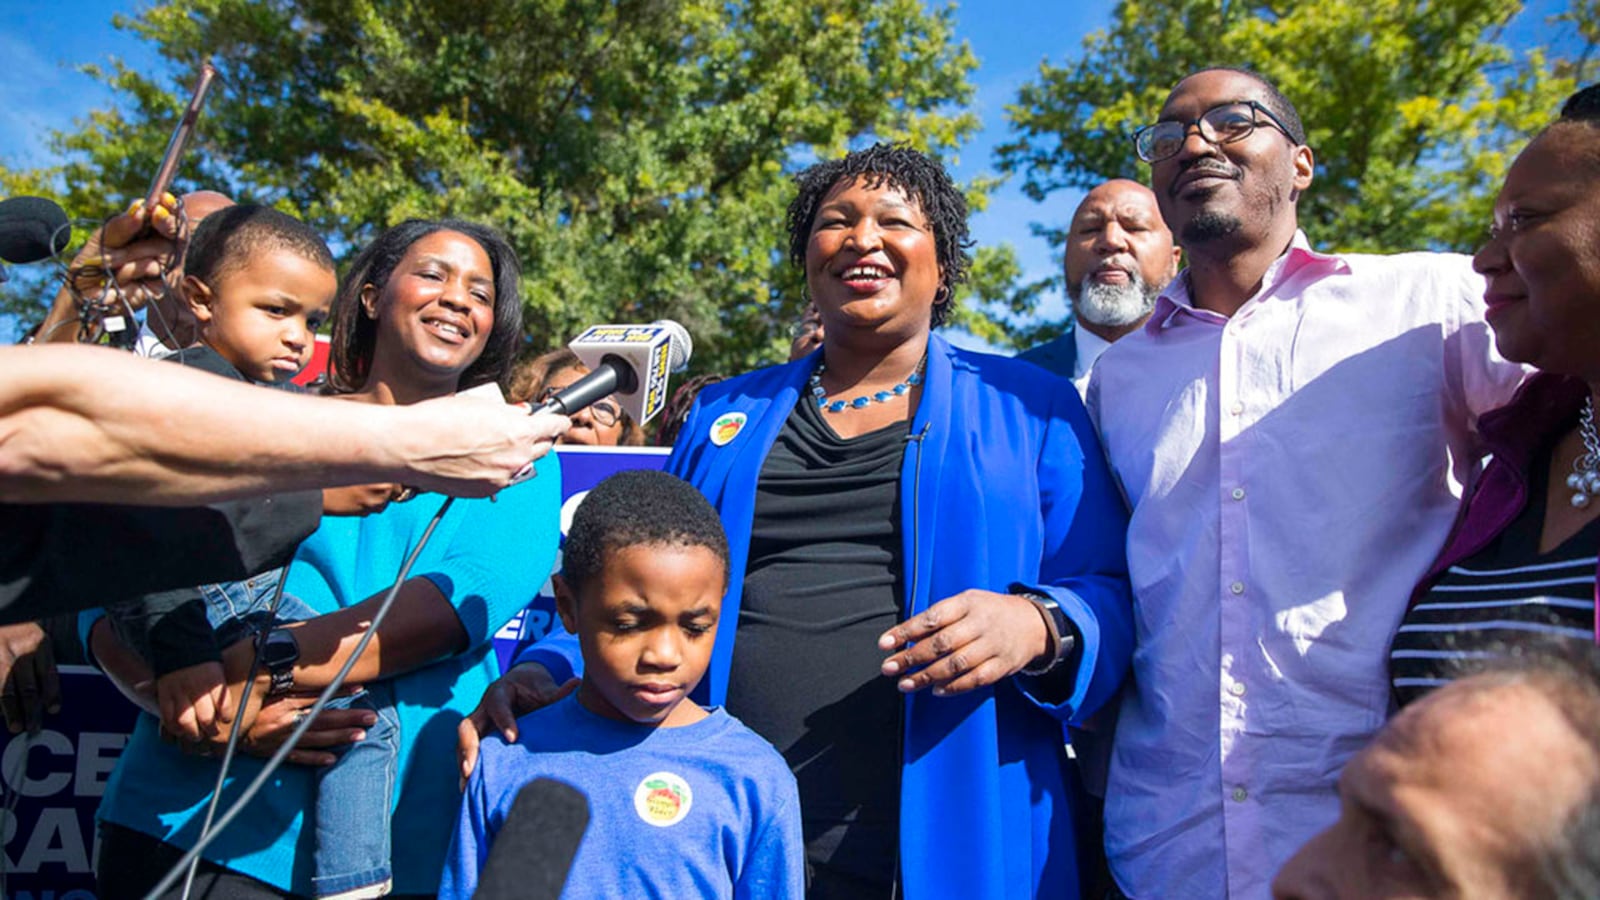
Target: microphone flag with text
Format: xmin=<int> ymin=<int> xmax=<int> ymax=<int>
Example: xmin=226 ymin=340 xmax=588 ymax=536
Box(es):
xmin=540 ymin=319 xmax=693 ymax=426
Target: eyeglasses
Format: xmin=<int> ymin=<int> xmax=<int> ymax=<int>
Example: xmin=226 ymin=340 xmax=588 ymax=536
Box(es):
xmin=538 ymin=387 xmax=622 ymax=427
xmin=1133 ymin=101 xmax=1296 ymax=164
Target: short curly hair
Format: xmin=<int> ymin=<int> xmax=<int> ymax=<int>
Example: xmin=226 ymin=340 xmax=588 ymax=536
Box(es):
xmin=185 ymin=204 xmax=333 ymax=286
xmin=785 ymin=143 xmax=973 ymax=329
xmin=560 ymin=469 xmax=730 ymax=597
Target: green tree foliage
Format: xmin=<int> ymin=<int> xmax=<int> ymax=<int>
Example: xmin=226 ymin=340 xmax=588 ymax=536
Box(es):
xmin=995 ymin=0 xmax=1595 ymax=342
xmin=2 ymin=0 xmax=995 ymax=374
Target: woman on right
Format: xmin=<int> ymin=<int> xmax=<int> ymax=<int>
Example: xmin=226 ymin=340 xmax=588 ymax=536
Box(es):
xmin=1390 ymin=84 xmax=1600 ymax=706
xmin=464 ymin=143 xmax=1132 ymax=899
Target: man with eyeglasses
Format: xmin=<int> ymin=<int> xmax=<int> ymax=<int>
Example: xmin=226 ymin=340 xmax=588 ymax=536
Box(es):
xmin=1084 ymin=67 xmax=1526 ymax=898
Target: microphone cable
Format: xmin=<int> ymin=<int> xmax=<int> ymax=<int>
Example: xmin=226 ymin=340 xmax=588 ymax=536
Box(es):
xmin=178 ymin=559 xmax=293 ymax=900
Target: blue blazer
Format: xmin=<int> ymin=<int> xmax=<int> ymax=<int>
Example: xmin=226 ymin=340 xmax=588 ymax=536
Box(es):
xmin=522 ymin=333 xmax=1132 ymax=899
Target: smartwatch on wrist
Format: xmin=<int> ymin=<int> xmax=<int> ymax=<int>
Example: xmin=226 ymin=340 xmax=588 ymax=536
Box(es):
xmin=1016 ymin=590 xmax=1076 ymax=675
xmin=260 ymin=628 xmax=300 ymax=697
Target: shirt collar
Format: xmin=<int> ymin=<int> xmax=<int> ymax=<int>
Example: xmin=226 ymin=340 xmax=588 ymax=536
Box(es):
xmin=1145 ymin=230 xmax=1346 ymax=334
xmin=1072 ymin=324 xmax=1112 ymax=379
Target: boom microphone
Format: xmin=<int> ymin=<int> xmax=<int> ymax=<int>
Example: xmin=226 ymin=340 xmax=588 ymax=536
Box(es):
xmin=0 ymin=196 xmax=71 ymax=264
xmin=542 ymin=319 xmax=693 ymax=426
xmin=473 ymin=778 xmax=590 ymax=900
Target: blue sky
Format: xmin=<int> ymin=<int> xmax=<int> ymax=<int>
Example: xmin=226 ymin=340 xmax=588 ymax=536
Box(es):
xmin=0 ymin=1 xmax=1585 ymax=336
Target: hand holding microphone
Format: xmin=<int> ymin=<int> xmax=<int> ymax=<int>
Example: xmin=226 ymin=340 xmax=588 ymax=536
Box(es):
xmin=507 ymin=319 xmax=693 ymax=484
xmin=536 ymin=319 xmax=693 ymax=422
xmin=391 ymin=393 xmax=571 ymax=497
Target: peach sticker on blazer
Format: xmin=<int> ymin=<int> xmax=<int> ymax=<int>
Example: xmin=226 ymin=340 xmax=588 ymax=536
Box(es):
xmin=709 ymin=412 xmax=747 ymax=447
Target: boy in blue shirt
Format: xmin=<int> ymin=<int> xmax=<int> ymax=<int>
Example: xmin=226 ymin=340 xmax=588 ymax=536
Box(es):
xmin=441 ymin=469 xmax=803 ymax=899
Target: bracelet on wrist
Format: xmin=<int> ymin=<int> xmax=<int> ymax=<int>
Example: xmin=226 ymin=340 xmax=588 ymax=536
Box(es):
xmin=1016 ymin=590 xmax=1075 ymax=676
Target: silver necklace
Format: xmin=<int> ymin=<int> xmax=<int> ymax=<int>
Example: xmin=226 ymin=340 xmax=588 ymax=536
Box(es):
xmin=1567 ymin=398 xmax=1600 ymax=508
xmin=810 ymin=355 xmax=925 ymax=414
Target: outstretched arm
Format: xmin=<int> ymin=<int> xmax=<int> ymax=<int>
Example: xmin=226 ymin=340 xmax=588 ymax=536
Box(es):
xmin=0 ymin=345 xmax=568 ymax=504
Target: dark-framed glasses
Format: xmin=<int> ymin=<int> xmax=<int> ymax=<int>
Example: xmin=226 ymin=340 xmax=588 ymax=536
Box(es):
xmin=1133 ymin=101 xmax=1296 ymax=164
xmin=538 ymin=386 xmax=622 ymax=427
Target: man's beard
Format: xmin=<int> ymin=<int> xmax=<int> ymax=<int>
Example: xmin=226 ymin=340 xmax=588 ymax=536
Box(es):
xmin=1071 ymin=269 xmax=1160 ymax=328
xmin=1182 ymin=209 xmax=1242 ymax=244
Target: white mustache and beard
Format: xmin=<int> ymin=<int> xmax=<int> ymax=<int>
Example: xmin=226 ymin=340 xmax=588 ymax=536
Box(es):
xmin=1069 ymin=267 xmax=1162 ymax=328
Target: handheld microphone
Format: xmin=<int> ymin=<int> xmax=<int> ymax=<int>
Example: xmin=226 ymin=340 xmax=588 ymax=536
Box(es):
xmin=542 ymin=319 xmax=693 ymax=426
xmin=474 ymin=778 xmax=590 ymax=900
xmin=0 ymin=196 xmax=71 ymax=264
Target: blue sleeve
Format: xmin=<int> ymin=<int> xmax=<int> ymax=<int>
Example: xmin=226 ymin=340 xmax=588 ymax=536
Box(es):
xmin=438 ymin=752 xmax=495 ymax=899
xmin=735 ymin=772 xmax=805 ymax=900
xmin=1016 ymin=387 xmax=1133 ymax=725
xmin=510 ymin=611 xmax=582 ymax=684
xmin=423 ymin=452 xmax=563 ymax=650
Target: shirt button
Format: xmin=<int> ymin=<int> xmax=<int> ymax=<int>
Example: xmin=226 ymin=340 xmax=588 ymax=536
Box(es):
xmin=1231 ymin=487 xmax=1246 ymax=501
xmin=1230 ymin=581 xmax=1245 ymax=595
xmin=1232 ymin=787 xmax=1248 ymax=802
xmin=1229 ymin=401 xmax=1244 ymax=416
xmin=1229 ymin=681 xmax=1246 ymax=697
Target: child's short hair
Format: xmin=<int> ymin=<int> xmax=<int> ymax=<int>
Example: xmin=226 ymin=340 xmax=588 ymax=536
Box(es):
xmin=184 ymin=204 xmax=334 ymax=285
xmin=562 ymin=470 xmax=729 ymax=595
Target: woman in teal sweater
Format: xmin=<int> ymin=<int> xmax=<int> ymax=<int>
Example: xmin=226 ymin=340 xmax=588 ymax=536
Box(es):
xmin=84 ymin=219 xmax=564 ymax=898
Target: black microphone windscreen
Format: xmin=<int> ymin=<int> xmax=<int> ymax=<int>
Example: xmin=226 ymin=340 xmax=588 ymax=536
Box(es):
xmin=475 ymin=777 xmax=590 ymax=900
xmin=0 ymin=196 xmax=71 ymax=264
xmin=540 ymin=355 xmax=633 ymax=418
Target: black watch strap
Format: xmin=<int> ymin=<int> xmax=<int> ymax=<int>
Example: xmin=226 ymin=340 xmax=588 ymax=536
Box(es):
xmin=261 ymin=628 xmax=300 ymax=697
xmin=1017 ymin=591 xmax=1076 ymax=675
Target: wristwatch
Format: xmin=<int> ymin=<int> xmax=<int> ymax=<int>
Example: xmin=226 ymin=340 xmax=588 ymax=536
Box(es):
xmin=260 ymin=628 xmax=300 ymax=697
xmin=1015 ymin=590 xmax=1077 ymax=675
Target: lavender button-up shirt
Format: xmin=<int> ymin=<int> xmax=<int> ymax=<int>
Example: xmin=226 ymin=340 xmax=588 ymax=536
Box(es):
xmin=1085 ymin=233 xmax=1526 ymax=899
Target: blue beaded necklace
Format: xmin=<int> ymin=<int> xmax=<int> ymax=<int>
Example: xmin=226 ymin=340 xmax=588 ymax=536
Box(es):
xmin=809 ymin=354 xmax=926 ymax=414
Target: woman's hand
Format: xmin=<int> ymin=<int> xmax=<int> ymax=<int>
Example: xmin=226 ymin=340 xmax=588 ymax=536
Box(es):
xmin=457 ymin=663 xmax=579 ymax=787
xmin=877 ymin=589 xmax=1052 ymax=696
xmin=67 ymin=194 xmax=185 ymax=312
xmin=239 ymin=691 xmax=378 ymax=767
